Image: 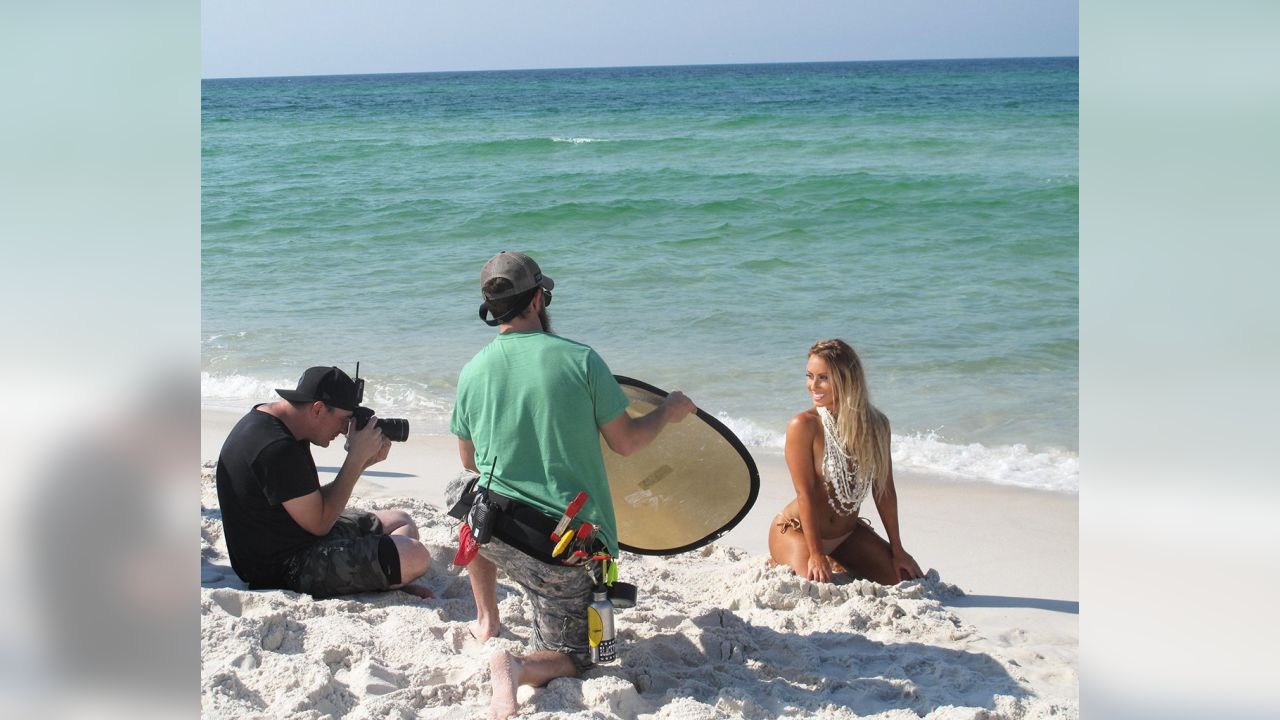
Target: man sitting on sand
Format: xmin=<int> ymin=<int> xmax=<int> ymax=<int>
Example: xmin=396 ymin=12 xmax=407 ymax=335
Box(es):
xmin=216 ymin=365 xmax=432 ymax=598
xmin=451 ymin=252 xmax=695 ymax=719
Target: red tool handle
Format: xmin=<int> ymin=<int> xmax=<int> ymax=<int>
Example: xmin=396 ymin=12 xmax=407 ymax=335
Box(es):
xmin=565 ymin=491 xmax=588 ymax=517
xmin=551 ymin=491 xmax=590 ymax=540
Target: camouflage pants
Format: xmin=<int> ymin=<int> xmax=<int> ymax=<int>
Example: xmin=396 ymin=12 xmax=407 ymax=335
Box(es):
xmin=282 ymin=510 xmax=399 ymax=598
xmin=480 ymin=537 xmax=595 ymax=672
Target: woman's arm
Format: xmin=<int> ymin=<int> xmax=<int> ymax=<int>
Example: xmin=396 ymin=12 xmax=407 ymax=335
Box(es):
xmin=875 ymin=457 xmax=924 ymax=581
xmin=784 ymin=413 xmax=832 ymax=582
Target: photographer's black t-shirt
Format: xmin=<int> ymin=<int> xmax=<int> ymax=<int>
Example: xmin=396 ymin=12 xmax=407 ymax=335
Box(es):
xmin=215 ymin=406 xmax=320 ymax=587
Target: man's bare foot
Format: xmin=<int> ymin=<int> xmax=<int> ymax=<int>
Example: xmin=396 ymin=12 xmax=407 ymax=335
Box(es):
xmin=399 ymin=583 xmax=435 ymax=599
xmin=470 ymin=619 xmax=501 ymax=643
xmin=489 ymin=650 xmax=521 ymax=720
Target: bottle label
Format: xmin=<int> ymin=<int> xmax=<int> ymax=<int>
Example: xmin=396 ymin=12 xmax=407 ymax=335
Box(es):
xmin=596 ymin=637 xmax=616 ymax=663
xmin=587 ymin=606 xmax=603 ymax=646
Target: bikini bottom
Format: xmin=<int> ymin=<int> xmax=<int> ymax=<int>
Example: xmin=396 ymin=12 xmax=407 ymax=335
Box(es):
xmin=774 ymin=514 xmax=869 ymax=555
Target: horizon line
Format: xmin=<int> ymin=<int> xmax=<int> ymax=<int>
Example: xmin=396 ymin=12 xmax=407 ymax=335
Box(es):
xmin=202 ymin=54 xmax=1079 ymax=82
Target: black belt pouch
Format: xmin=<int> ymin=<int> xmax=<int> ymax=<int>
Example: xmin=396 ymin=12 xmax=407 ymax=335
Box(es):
xmin=448 ymin=478 xmax=571 ymax=565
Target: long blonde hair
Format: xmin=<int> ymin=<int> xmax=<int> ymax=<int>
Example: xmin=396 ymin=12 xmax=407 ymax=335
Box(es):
xmin=809 ymin=339 xmax=892 ymax=501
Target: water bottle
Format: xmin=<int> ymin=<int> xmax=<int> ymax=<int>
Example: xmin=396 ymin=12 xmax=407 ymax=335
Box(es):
xmin=587 ymin=587 xmax=616 ymax=664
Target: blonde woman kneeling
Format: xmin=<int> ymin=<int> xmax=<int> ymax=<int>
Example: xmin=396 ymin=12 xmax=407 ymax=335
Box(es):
xmin=767 ymin=339 xmax=923 ymax=584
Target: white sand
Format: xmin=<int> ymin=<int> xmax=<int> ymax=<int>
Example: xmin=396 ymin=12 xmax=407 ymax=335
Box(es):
xmin=201 ymin=409 xmax=1077 ymax=718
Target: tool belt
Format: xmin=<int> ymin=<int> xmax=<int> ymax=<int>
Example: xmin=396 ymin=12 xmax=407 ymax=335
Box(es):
xmin=448 ymin=476 xmax=604 ymax=566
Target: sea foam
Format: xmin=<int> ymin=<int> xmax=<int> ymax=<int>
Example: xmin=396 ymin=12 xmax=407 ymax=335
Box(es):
xmin=714 ymin=411 xmax=785 ymax=449
xmin=712 ymin=413 xmax=1077 ymax=494
xmin=202 ymin=376 xmax=1076 ymax=493
xmin=712 ymin=412 xmax=1077 ymax=493
xmin=200 ymin=372 xmax=288 ymax=409
xmin=201 ymin=372 xmax=455 ymax=433
xmin=891 ymin=430 xmax=1078 ymax=493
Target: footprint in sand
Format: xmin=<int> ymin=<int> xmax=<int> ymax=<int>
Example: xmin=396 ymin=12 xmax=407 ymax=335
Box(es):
xmin=208 ymin=588 xmax=242 ymax=617
xmin=446 ymin=624 xmax=474 ymax=652
xmin=258 ymin=612 xmax=292 ymax=652
xmin=336 ymin=659 xmax=406 ymax=696
xmin=322 ymin=646 xmax=351 ymax=666
xmin=227 ymin=650 xmax=260 ymax=670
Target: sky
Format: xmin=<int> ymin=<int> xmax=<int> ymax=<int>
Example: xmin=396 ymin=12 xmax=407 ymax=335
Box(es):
xmin=202 ymin=0 xmax=1078 ymax=79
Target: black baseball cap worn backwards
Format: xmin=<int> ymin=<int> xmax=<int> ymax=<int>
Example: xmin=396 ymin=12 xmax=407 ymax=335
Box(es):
xmin=478 ymin=251 xmax=555 ymax=326
xmin=275 ymin=366 xmax=359 ymax=411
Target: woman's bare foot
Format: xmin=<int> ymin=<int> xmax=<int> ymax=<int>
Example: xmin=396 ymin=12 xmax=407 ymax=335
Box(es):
xmin=489 ymin=650 xmax=522 ymax=720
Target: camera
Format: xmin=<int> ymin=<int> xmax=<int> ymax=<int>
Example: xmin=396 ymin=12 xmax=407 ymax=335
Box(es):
xmin=353 ymin=406 xmax=410 ymax=442
xmin=350 ymin=364 xmax=409 ymax=442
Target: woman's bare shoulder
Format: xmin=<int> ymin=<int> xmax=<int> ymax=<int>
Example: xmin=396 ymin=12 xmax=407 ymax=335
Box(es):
xmin=786 ymin=408 xmax=821 ymax=435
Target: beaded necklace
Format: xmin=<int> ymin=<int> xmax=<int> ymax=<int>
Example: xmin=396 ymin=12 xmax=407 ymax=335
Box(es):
xmin=817 ymin=406 xmax=872 ymax=515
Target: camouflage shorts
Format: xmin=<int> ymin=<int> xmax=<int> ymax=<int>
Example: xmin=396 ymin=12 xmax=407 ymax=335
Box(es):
xmin=479 ymin=537 xmax=595 ymax=672
xmin=282 ymin=510 xmax=400 ymax=598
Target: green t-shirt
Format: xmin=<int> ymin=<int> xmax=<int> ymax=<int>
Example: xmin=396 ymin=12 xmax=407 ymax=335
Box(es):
xmin=450 ymin=330 xmax=630 ymax=555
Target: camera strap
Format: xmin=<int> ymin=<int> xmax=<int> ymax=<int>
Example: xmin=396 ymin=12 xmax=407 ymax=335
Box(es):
xmin=478 ymin=287 xmax=537 ymax=327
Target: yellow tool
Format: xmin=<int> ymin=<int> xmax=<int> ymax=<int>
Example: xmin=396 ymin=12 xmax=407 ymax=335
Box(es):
xmin=551 ymin=527 xmax=576 ymax=558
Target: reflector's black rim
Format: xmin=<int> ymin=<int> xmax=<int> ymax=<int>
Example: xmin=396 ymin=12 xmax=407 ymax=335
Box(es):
xmin=611 ymin=375 xmax=761 ymax=556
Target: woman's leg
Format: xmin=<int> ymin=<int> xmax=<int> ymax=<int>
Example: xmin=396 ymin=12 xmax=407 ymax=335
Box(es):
xmin=767 ymin=517 xmax=812 ymax=577
xmin=828 ymin=521 xmax=901 ymax=585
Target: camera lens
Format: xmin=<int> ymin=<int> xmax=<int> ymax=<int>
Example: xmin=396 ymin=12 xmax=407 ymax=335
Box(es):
xmin=352 ymin=407 xmax=408 ymax=441
xmin=375 ymin=418 xmax=410 ymax=442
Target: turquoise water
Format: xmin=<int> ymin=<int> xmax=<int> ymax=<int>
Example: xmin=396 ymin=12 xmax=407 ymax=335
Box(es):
xmin=202 ymin=58 xmax=1078 ymax=492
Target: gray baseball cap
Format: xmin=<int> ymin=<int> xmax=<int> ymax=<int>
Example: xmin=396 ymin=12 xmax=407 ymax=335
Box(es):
xmin=480 ymin=251 xmax=555 ymax=300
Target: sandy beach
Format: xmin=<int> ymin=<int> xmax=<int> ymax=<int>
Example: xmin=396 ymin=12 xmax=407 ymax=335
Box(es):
xmin=201 ymin=408 xmax=1077 ymax=718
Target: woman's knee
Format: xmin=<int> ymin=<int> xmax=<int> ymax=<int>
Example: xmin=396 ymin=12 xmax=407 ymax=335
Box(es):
xmin=832 ymin=528 xmax=898 ymax=585
xmin=768 ymin=530 xmax=809 ymax=576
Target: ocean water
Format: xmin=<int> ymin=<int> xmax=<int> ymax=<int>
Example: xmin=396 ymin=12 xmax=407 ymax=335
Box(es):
xmin=202 ymin=58 xmax=1078 ymax=493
